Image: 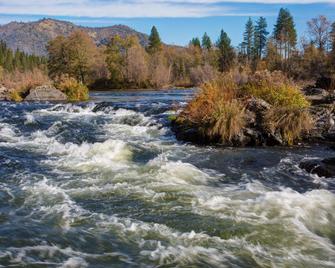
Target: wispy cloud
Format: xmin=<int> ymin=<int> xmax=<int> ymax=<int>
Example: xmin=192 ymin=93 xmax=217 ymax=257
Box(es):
xmin=0 ymin=0 xmax=334 ymax=18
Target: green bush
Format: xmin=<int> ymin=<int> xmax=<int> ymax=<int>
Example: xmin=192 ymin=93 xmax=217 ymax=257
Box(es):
xmin=242 ymin=71 xmax=310 ymax=109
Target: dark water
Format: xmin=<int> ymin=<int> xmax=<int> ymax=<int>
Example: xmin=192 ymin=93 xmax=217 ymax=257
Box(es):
xmin=0 ymin=90 xmax=334 ymax=267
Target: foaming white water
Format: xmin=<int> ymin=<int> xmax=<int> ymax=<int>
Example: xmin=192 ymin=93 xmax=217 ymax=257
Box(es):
xmin=3 ymin=244 xmax=125 ymax=267
xmin=193 ymin=182 xmax=335 ymax=258
xmin=22 ymin=177 xmax=85 ymax=230
xmin=60 ymin=257 xmax=88 ymax=268
xmin=45 ymin=138 xmax=133 ymax=172
xmin=0 ymin=123 xmax=19 ymax=143
xmin=24 ymin=113 xmax=36 ymax=125
xmin=148 ymin=156 xmax=210 ymax=185
xmin=34 ymin=103 xmax=98 ymax=116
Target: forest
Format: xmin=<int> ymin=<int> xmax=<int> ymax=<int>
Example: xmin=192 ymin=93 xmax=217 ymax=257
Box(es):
xmin=0 ymin=8 xmax=335 ymax=101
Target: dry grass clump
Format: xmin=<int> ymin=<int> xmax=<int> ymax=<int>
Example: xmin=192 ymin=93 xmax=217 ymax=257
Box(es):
xmin=55 ymin=76 xmax=89 ymax=101
xmin=265 ymin=107 xmax=314 ymax=145
xmin=178 ymin=75 xmax=246 ymax=143
xmin=243 ymin=70 xmax=310 ymax=109
xmin=208 ymin=99 xmax=246 ymax=142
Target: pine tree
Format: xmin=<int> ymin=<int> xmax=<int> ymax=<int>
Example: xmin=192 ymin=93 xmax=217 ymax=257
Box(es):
xmin=190 ymin=37 xmax=201 ymax=48
xmin=273 ymin=8 xmax=297 ymax=59
xmin=202 ymin=32 xmax=212 ymax=50
xmin=148 ymin=26 xmax=162 ymax=54
xmin=0 ymin=40 xmax=45 ymax=73
xmin=254 ymin=17 xmax=269 ymax=59
xmin=216 ymin=30 xmax=235 ymax=72
xmin=243 ymin=18 xmax=254 ymax=62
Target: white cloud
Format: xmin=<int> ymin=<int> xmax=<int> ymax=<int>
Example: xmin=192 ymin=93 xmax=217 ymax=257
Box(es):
xmin=0 ymin=0 xmax=333 ymax=18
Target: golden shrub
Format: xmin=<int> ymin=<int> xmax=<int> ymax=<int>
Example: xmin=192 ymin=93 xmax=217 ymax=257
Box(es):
xmin=55 ymin=76 xmax=89 ymax=101
xmin=265 ymin=107 xmax=314 ymax=145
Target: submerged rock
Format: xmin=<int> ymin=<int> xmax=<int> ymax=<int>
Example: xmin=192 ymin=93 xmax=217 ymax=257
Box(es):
xmin=25 ymin=85 xmax=67 ymax=101
xmin=299 ymin=157 xmax=335 ymax=178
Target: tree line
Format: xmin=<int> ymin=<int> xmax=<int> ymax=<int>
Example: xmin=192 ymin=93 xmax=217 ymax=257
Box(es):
xmin=3 ymin=7 xmax=335 ymax=92
xmin=0 ymin=41 xmax=46 ymax=73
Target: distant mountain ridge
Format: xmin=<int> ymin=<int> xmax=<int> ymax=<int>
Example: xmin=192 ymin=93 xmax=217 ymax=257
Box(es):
xmin=0 ymin=18 xmax=149 ymax=56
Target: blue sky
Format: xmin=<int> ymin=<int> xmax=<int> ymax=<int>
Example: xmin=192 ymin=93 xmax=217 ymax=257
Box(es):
xmin=0 ymin=1 xmax=335 ymax=46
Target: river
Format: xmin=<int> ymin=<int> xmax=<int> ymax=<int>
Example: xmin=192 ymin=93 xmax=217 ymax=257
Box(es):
xmin=0 ymin=90 xmax=334 ymax=267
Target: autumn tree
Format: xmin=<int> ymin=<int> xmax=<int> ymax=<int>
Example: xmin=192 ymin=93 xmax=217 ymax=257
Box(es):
xmin=47 ymin=30 xmax=98 ymax=83
xmin=105 ymin=35 xmax=128 ymax=87
xmin=216 ymin=30 xmax=235 ymax=72
xmin=307 ymin=15 xmax=331 ymax=52
xmin=66 ymin=31 xmax=98 ymax=83
xmin=149 ymin=53 xmax=170 ymax=88
xmin=47 ymin=36 xmax=67 ymax=79
xmin=124 ymin=37 xmax=149 ymax=87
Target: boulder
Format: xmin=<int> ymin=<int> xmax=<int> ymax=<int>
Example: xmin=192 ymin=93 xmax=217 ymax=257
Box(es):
xmin=245 ymin=97 xmax=271 ymax=113
xmin=308 ymin=104 xmax=335 ymax=141
xmin=303 ymin=87 xmax=334 ymax=105
xmin=316 ymin=76 xmax=334 ymax=91
xmin=24 ymin=85 xmax=67 ymax=101
xmin=0 ymin=85 xmax=12 ymax=101
xmin=299 ymin=157 xmax=335 ymax=178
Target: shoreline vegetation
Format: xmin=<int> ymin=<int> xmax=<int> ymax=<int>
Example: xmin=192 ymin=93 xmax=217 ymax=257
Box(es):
xmin=0 ymin=8 xmax=334 ymax=147
xmin=172 ymin=70 xmax=319 ymax=146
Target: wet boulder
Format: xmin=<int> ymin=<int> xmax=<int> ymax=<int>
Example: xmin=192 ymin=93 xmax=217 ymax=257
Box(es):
xmin=299 ymin=157 xmax=335 ymax=178
xmin=25 ymin=85 xmax=67 ymax=101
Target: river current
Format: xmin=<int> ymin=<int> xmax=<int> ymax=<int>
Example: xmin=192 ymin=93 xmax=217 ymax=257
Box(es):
xmin=0 ymin=90 xmax=334 ymax=267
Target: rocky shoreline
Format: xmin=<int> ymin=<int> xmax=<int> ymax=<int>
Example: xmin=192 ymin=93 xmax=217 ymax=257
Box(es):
xmin=0 ymin=84 xmax=69 ymax=102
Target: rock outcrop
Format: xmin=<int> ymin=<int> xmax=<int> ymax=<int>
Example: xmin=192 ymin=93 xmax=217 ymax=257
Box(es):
xmin=24 ymin=85 xmax=67 ymax=101
xmin=299 ymin=157 xmax=335 ymax=178
xmin=303 ymin=87 xmax=335 ymax=105
xmin=172 ymin=89 xmax=335 ymax=146
xmin=0 ymin=85 xmax=12 ymax=101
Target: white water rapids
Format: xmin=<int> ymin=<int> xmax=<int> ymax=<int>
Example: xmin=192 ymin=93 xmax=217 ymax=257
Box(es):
xmin=0 ymin=90 xmax=334 ymax=267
